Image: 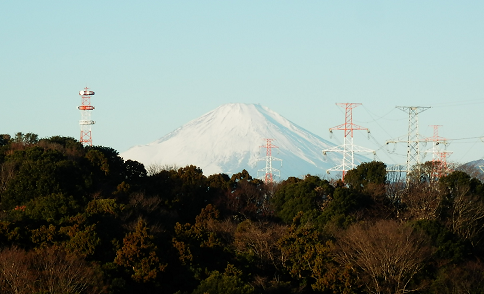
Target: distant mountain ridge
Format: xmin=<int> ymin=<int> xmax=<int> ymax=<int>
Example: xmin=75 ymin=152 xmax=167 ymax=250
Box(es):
xmin=121 ymin=103 xmax=371 ymax=179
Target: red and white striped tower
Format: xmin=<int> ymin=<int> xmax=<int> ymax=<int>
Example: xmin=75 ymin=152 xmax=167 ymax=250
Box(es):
xmin=78 ymin=87 xmax=95 ymax=146
xmin=425 ymin=125 xmax=452 ymax=179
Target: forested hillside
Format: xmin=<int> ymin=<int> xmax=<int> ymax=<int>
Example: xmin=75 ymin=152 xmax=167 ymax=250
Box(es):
xmin=0 ymin=133 xmax=483 ymax=294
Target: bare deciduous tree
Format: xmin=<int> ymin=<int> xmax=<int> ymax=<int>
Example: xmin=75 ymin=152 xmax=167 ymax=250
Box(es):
xmin=234 ymin=220 xmax=287 ymax=270
xmin=0 ymin=161 xmax=18 ymax=193
xmin=0 ymin=247 xmax=34 ymax=294
xmin=0 ymin=246 xmax=103 ymax=294
xmin=400 ymin=182 xmax=442 ymax=221
xmin=334 ymin=220 xmax=431 ymax=294
xmin=33 ymin=246 xmax=104 ymax=294
xmin=145 ymin=163 xmax=179 ymax=176
xmin=447 ymin=186 xmax=484 ymax=248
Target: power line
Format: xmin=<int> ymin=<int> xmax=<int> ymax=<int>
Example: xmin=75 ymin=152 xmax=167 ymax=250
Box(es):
xmin=360 ymin=105 xmax=399 ymax=138
xmin=445 ymin=136 xmax=484 ymax=142
xmin=430 ymin=99 xmax=484 ymax=108
xmin=360 ymin=106 xmax=403 ymax=123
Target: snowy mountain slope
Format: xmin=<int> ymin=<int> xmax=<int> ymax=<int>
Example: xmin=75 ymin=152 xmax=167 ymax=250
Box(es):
xmin=121 ymin=103 xmax=371 ymax=179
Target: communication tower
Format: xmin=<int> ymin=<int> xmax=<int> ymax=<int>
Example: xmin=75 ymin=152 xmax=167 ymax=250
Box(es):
xmin=323 ymin=103 xmax=375 ymax=181
xmin=258 ymin=139 xmax=282 ymax=184
xmin=78 ymin=87 xmax=95 ymax=146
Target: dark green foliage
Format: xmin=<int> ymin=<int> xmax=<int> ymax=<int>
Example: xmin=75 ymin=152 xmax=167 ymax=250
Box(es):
xmin=439 ymin=170 xmax=484 ymax=197
xmin=208 ymin=173 xmax=231 ymax=191
xmin=25 ymin=193 xmax=80 ymax=222
xmin=0 ymin=134 xmax=10 ymax=147
xmin=1 ymin=146 xmax=86 ymax=209
xmin=230 ymin=169 xmax=253 ymax=184
xmin=277 ymin=213 xmax=326 ymax=286
xmin=1 ymin=132 xmax=484 ymax=293
xmin=208 ymin=173 xmax=231 ymax=214
xmin=220 ymin=170 xmax=269 ymax=220
xmin=85 ymin=198 xmax=125 ymax=262
xmin=344 ymin=161 xmax=387 ymax=191
xmin=412 ymin=219 xmax=468 ymax=263
xmin=144 ymin=165 xmax=211 ymax=223
xmin=192 ymin=270 xmax=254 ymax=294
xmin=13 ymin=132 xmax=39 ymax=145
xmin=40 ymin=136 xmax=85 ymax=157
xmin=85 ymin=147 xmax=125 ymax=194
xmin=173 ymin=165 xmax=211 ymax=222
xmin=124 ymin=159 xmax=147 ymax=182
xmin=272 ymin=175 xmax=334 ymax=224
xmin=114 ymin=218 xmax=166 ymax=283
xmin=173 ymin=205 xmax=232 ymax=274
xmin=316 ymin=186 xmax=371 ymax=228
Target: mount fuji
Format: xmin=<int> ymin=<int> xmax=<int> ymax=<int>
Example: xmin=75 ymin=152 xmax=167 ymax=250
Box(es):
xmin=121 ymin=103 xmax=371 ymax=179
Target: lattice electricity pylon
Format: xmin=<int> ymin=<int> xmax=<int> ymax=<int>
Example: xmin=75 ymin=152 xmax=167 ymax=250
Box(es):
xmin=424 ymin=125 xmax=452 ymax=179
xmin=433 ymin=151 xmax=453 ymax=179
xmin=257 ymin=139 xmax=282 ymax=184
xmin=386 ymin=106 xmax=430 ymax=175
xmin=78 ymin=87 xmax=96 ymax=146
xmin=322 ymin=103 xmax=375 ymax=181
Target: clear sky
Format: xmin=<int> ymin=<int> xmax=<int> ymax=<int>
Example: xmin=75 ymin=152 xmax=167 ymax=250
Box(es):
xmin=2 ymin=1 xmax=484 ymax=167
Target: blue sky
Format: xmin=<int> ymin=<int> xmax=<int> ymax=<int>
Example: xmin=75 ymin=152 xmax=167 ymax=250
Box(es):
xmin=1 ymin=1 xmax=484 ymax=166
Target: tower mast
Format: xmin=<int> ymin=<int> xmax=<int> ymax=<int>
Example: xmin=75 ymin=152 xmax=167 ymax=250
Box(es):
xmin=78 ymin=87 xmax=95 ymax=146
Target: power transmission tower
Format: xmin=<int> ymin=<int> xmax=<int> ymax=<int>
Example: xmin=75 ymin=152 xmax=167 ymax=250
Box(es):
xmin=258 ymin=139 xmax=282 ymax=184
xmin=386 ymin=106 xmax=430 ymax=176
xmin=425 ymin=125 xmax=452 ymax=179
xmin=323 ymin=103 xmax=375 ymax=181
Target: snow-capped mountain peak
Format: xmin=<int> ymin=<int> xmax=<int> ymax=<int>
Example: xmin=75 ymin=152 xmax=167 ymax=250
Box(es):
xmin=121 ymin=103 xmax=366 ymax=179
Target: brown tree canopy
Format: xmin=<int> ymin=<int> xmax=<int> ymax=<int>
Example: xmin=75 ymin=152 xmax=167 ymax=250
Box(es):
xmin=334 ymin=220 xmax=431 ymax=294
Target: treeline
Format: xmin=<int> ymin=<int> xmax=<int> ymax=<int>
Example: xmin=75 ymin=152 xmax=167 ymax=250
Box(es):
xmin=0 ymin=132 xmax=483 ymax=293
